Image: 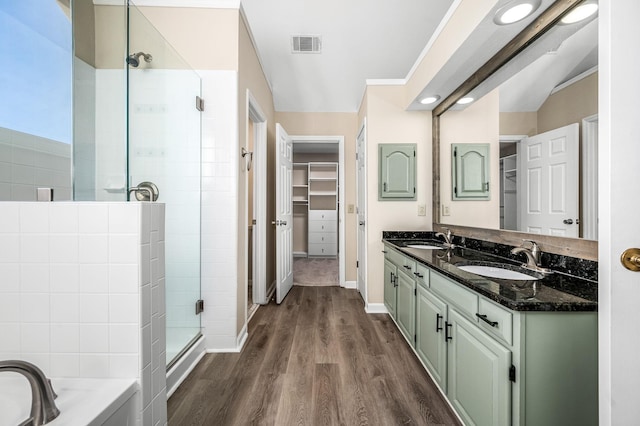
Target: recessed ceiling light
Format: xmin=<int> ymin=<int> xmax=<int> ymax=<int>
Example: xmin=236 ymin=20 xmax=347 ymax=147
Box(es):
xmin=494 ymin=0 xmax=541 ymax=25
xmin=420 ymin=95 xmax=440 ymax=105
xmin=560 ymin=2 xmax=598 ymax=24
xmin=457 ymin=97 xmax=474 ymax=105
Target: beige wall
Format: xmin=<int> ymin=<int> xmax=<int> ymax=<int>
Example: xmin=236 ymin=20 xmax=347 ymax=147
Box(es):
xmin=364 ymin=85 xmax=432 ymax=304
xmin=275 ymin=112 xmax=358 ymax=282
xmin=538 ymin=72 xmax=598 ymax=134
xmin=73 ymin=0 xmax=96 ymax=66
xmin=499 ymin=111 xmax=537 ymax=136
xmin=440 ymin=89 xmax=500 ymax=229
xmin=95 ymin=5 xmax=126 ymax=69
xmin=238 ymin=14 xmax=276 ymax=333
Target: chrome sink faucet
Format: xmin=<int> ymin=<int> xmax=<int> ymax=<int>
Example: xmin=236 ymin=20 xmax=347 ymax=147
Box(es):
xmin=0 ymin=360 xmax=60 ymax=426
xmin=511 ymin=240 xmax=552 ymax=274
xmin=435 ymin=228 xmax=454 ymax=248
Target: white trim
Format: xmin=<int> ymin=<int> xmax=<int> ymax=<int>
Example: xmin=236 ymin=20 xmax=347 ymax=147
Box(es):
xmin=94 ymin=0 xmax=241 ymax=7
xmin=293 ymin=251 xmax=308 ymax=258
xmin=236 ymin=323 xmax=248 ymax=351
xmin=582 ymin=114 xmax=598 ymax=240
xmin=365 ymin=303 xmax=388 ymax=314
xmin=405 ymin=0 xmax=464 ymax=82
xmin=356 ymin=119 xmax=368 ymax=303
xmin=166 ymin=335 xmax=206 ymax=398
xmin=290 ymin=135 xmax=346 ymax=288
xmin=499 ymin=135 xmax=527 ymax=143
xmin=365 ymin=79 xmax=407 ymax=86
xmin=343 ymin=280 xmax=357 ymax=289
xmin=551 ymin=66 xmax=598 ymax=95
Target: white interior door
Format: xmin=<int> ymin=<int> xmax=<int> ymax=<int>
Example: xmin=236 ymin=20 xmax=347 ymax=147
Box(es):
xmin=518 ymin=123 xmax=579 ymax=237
xmin=275 ymin=123 xmax=293 ymax=304
xmin=356 ymin=120 xmax=367 ymax=300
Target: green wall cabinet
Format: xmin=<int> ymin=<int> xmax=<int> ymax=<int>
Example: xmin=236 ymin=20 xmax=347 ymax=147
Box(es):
xmin=452 ymin=143 xmax=490 ymax=200
xmin=378 ymin=144 xmax=416 ymax=200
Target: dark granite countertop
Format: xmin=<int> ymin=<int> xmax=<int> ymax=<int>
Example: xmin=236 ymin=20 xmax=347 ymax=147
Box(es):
xmin=383 ymin=236 xmax=598 ymax=312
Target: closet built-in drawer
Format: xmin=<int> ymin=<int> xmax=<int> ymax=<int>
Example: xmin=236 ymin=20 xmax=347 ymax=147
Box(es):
xmin=430 ymin=271 xmax=478 ymax=321
xmin=309 ymin=232 xmax=337 ymax=244
xmin=309 ymin=220 xmax=336 ymax=233
xmin=309 ymin=210 xmax=337 ymax=221
xmin=309 ymin=243 xmax=337 ymax=256
xmin=476 ymin=298 xmax=513 ymax=346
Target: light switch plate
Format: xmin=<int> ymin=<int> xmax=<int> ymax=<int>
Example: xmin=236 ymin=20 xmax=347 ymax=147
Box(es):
xmin=418 ymin=204 xmax=426 ymax=216
xmin=442 ymin=204 xmax=451 ymax=216
xmin=347 ymin=204 xmax=355 ymax=213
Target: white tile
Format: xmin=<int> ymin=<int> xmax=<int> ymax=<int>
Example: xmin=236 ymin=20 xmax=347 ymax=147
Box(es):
xmin=109 ymin=203 xmax=139 ymax=234
xmin=109 ymin=324 xmax=139 ymax=353
xmin=20 ymin=234 xmax=49 ymax=262
xmin=140 ymin=244 xmax=150 ymax=286
xmin=50 ymin=235 xmax=79 ymax=263
xmin=109 ymin=294 xmax=139 ymax=323
xmin=0 ymin=293 xmax=20 ymax=322
xmin=20 ymin=293 xmax=50 ymax=323
xmin=79 ymin=324 xmax=109 ymax=353
xmin=0 ymin=234 xmax=20 ymax=263
xmin=152 ymin=363 xmax=166 ymax=397
xmin=109 ymin=264 xmax=139 ymax=293
xmin=152 ymin=393 xmax=168 ymax=426
xmin=80 ymin=354 xmax=109 ymax=378
xmin=109 ymin=354 xmax=139 ymax=378
xmin=0 ymin=323 xmax=20 ymax=352
xmin=79 ymin=294 xmax=109 ymax=323
xmin=79 ymin=235 xmax=108 ymax=264
xmin=21 ymin=323 xmax=50 ymax=353
xmin=50 ymin=354 xmax=80 ymax=377
xmin=142 ymin=364 xmax=152 ymax=408
xmin=49 ymin=204 xmax=78 ymax=233
xmin=19 ymin=203 xmax=49 ymax=232
xmin=0 ymin=264 xmax=20 ymax=292
xmin=51 ymin=324 xmax=80 ymax=353
xmin=142 ymin=407 xmax=152 ymax=426
xmin=141 ymin=204 xmax=151 ymax=244
xmin=151 ymin=339 xmax=161 ymax=371
xmin=78 ymin=204 xmax=108 ymax=233
xmin=109 ymin=235 xmax=139 ymax=263
xmin=50 ymin=294 xmax=79 ymax=323
xmin=50 ymin=264 xmax=79 ymax=293
xmin=141 ymin=284 xmax=151 ymax=327
xmin=79 ymin=264 xmax=109 ymax=293
xmin=0 ymin=203 xmax=19 ymax=232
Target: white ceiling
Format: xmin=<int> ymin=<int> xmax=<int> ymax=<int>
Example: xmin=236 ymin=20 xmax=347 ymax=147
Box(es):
xmin=240 ymin=0 xmax=456 ymax=112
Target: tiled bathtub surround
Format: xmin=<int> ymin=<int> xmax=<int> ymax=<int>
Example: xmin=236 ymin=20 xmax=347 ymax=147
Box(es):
xmin=0 ymin=202 xmax=167 ymax=426
xmin=382 ymin=231 xmax=598 ymax=282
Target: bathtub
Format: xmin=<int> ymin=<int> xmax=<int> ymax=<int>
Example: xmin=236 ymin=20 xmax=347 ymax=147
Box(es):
xmin=0 ymin=375 xmax=138 ymax=426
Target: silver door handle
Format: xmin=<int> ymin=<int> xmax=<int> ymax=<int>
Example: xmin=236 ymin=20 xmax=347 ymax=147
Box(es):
xmin=281 ymin=220 xmax=287 ymax=226
xmin=563 ymin=219 xmax=574 ymax=225
xmin=359 ymin=221 xmax=365 ymax=226
xmin=271 ymin=220 xmax=287 ymax=226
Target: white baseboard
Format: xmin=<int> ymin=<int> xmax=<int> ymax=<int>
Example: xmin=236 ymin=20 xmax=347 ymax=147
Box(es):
xmin=293 ymin=251 xmax=308 ymax=258
xmin=365 ymin=303 xmax=388 ymax=314
xmin=343 ymin=280 xmax=357 ymax=289
xmin=236 ymin=323 xmax=248 ymax=351
xmin=166 ymin=335 xmax=206 ymax=398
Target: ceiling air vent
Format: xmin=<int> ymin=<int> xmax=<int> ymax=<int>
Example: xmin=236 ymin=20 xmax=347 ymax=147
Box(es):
xmin=291 ymin=35 xmax=322 ymax=53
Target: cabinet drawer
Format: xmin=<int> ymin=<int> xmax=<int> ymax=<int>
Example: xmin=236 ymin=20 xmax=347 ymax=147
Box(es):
xmin=309 ymin=210 xmax=337 ymax=221
xmin=413 ymin=263 xmax=429 ymax=288
xmin=309 ymin=232 xmax=337 ymax=244
xmin=430 ymin=271 xmax=478 ymax=321
xmin=384 ymin=246 xmax=405 ymax=266
xmin=309 ymin=220 xmax=336 ymax=233
xmin=308 ymin=243 xmax=337 ymax=256
xmin=477 ymin=298 xmax=513 ymax=346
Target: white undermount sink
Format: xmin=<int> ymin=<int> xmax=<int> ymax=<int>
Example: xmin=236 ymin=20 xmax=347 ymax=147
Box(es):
xmin=456 ymin=264 xmax=540 ymax=281
xmin=406 ymin=244 xmax=443 ymax=250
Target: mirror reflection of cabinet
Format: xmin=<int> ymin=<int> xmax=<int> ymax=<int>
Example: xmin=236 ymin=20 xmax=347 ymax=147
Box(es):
xmin=378 ymin=144 xmax=416 ymax=200
xmin=451 ymin=143 xmax=490 ymax=200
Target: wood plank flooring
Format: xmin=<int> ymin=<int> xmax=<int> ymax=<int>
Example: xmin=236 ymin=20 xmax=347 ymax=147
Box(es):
xmin=168 ymin=286 xmax=461 ymax=426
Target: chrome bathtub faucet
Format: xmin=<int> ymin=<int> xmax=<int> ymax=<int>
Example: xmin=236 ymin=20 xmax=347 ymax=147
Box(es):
xmin=0 ymin=360 xmax=60 ymax=426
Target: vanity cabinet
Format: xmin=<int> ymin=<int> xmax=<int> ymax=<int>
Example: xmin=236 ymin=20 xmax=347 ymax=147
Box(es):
xmin=382 ymin=242 xmax=598 ymax=426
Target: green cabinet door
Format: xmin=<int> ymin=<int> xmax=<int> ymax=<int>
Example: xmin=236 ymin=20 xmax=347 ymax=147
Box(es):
xmin=395 ymin=268 xmax=416 ymax=344
xmin=378 ymin=144 xmax=416 ymax=200
xmin=383 ymin=258 xmax=397 ymax=318
xmin=452 ymin=143 xmax=490 ymax=200
xmin=447 ymin=308 xmax=511 ymax=426
xmin=416 ymin=285 xmax=448 ymax=392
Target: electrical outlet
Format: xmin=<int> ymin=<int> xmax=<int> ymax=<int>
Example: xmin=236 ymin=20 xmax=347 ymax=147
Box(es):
xmin=442 ymin=204 xmax=451 ymax=216
xmin=418 ymin=204 xmax=426 ymax=216
xmin=347 ymin=204 xmax=355 ymax=214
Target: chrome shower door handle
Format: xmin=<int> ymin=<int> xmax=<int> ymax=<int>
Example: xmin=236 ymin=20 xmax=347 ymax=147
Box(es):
xmin=128 ymin=181 xmax=159 ymax=202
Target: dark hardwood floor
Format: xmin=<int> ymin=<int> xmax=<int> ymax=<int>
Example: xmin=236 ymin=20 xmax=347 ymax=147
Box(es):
xmin=168 ymin=286 xmax=461 ymax=426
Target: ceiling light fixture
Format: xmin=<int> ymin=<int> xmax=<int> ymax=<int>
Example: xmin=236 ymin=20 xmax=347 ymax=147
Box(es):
xmin=494 ymin=0 xmax=541 ymax=25
xmin=560 ymin=1 xmax=598 ymax=24
xmin=457 ymin=97 xmax=474 ymax=105
xmin=420 ymin=95 xmax=440 ymax=105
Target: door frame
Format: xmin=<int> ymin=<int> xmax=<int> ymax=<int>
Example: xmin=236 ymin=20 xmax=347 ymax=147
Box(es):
xmin=356 ymin=119 xmax=368 ymax=301
xmin=582 ymin=114 xmax=598 ymax=240
xmin=290 ymin=135 xmax=346 ymax=287
xmin=246 ymin=90 xmax=267 ymax=306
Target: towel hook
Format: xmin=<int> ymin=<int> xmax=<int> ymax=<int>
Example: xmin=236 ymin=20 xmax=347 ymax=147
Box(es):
xmin=241 ymin=147 xmax=253 ymax=171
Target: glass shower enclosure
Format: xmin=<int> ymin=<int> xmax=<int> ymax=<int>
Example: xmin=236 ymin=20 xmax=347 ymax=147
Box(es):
xmin=73 ymin=0 xmax=202 ymax=368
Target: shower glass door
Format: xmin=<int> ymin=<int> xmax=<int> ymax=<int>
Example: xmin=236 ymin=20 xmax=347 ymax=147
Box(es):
xmin=127 ymin=2 xmax=202 ymax=368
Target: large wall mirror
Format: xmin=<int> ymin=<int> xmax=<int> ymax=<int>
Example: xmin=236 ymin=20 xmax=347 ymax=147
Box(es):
xmin=432 ymin=0 xmax=598 ymax=259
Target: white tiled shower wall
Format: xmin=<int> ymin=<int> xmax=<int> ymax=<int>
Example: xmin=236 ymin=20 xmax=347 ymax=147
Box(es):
xmin=0 ymin=202 xmax=167 ymax=426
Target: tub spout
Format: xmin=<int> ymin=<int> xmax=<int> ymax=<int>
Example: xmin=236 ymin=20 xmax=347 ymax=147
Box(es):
xmin=0 ymin=360 xmax=60 ymax=426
